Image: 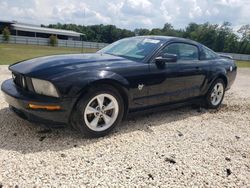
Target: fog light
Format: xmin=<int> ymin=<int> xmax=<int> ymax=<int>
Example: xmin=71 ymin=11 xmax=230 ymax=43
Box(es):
xmin=28 ymin=104 xmax=61 ymax=110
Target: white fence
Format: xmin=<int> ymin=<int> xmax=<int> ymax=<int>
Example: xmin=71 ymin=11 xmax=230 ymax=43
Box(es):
xmin=218 ymin=52 xmax=250 ymax=61
xmin=0 ymin=35 xmax=108 ymax=49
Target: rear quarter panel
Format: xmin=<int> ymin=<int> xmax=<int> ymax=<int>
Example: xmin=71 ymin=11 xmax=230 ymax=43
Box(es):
xmin=209 ymin=58 xmax=237 ymax=91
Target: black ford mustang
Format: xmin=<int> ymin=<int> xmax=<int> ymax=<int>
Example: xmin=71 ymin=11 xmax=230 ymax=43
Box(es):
xmin=1 ymin=36 xmax=237 ymax=137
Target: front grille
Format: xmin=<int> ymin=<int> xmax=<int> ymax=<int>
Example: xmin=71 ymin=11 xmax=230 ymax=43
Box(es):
xmin=12 ymin=72 xmax=26 ymax=89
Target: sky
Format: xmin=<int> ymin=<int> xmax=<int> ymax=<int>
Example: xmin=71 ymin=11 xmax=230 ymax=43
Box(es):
xmin=0 ymin=0 xmax=249 ymax=31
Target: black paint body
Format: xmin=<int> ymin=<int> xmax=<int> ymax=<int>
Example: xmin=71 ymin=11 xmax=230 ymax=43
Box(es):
xmin=1 ymin=36 xmax=237 ymax=126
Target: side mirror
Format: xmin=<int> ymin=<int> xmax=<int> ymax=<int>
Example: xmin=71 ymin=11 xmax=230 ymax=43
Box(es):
xmin=155 ymin=53 xmax=177 ymax=68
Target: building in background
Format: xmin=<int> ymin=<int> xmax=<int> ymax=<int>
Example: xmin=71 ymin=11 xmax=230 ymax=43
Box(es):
xmin=0 ymin=20 xmax=83 ymax=40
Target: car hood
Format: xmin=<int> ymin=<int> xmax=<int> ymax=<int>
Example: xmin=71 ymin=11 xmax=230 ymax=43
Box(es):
xmin=9 ymin=53 xmax=139 ymax=78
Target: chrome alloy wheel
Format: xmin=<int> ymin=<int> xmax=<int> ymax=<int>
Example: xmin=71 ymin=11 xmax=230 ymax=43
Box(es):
xmin=84 ymin=93 xmax=119 ymax=132
xmin=210 ymin=83 xmax=224 ymax=106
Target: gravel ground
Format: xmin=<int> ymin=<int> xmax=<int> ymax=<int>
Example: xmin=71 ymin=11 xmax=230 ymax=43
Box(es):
xmin=0 ymin=65 xmax=249 ymax=187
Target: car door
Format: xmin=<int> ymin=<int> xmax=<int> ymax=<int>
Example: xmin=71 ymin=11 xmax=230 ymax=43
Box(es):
xmin=147 ymin=42 xmax=208 ymax=106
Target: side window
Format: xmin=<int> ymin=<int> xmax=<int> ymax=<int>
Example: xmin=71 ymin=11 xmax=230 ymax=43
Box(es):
xmin=162 ymin=43 xmax=199 ymax=61
xmin=200 ymin=46 xmax=218 ymax=60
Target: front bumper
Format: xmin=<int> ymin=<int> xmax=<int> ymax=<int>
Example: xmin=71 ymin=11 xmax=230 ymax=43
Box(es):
xmin=1 ymin=79 xmax=75 ymax=127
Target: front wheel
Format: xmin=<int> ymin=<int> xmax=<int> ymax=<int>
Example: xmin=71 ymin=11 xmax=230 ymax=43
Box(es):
xmin=205 ymin=79 xmax=225 ymax=109
xmin=71 ymin=85 xmax=124 ymax=137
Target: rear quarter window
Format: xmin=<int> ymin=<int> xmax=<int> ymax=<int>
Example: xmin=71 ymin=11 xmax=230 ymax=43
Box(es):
xmin=200 ymin=46 xmax=219 ymax=60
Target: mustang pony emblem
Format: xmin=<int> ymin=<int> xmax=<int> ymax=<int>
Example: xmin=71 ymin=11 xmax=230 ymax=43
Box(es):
xmin=138 ymin=84 xmax=144 ymax=90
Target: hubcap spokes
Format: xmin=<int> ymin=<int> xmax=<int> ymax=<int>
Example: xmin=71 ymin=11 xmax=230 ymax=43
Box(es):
xmin=211 ymin=83 xmax=224 ymax=106
xmin=84 ymin=94 xmax=119 ymax=131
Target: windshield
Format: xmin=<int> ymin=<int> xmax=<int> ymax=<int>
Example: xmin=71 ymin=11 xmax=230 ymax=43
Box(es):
xmin=98 ymin=37 xmax=162 ymax=61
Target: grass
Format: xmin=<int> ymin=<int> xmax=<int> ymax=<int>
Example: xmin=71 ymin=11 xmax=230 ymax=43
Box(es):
xmin=0 ymin=43 xmax=98 ymax=65
xmin=236 ymin=60 xmax=250 ymax=68
xmin=0 ymin=43 xmax=250 ymax=67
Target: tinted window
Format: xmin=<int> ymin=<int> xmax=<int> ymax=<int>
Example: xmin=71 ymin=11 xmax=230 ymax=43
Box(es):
xmin=162 ymin=43 xmax=199 ymax=61
xmin=200 ymin=46 xmax=218 ymax=60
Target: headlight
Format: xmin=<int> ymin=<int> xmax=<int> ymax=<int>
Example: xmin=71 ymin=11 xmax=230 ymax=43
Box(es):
xmin=31 ymin=78 xmax=59 ymax=98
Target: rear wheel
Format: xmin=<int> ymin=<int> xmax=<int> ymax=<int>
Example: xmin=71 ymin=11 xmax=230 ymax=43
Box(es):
xmin=71 ymin=85 xmax=124 ymax=137
xmin=205 ymin=79 xmax=225 ymax=109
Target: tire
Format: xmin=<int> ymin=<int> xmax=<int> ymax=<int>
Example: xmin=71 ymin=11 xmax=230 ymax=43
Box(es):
xmin=71 ymin=84 xmax=124 ymax=137
xmin=205 ymin=78 xmax=225 ymax=109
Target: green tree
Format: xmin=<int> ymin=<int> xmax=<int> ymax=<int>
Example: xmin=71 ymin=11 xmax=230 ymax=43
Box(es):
xmin=162 ymin=23 xmax=175 ymax=36
xmin=150 ymin=28 xmax=162 ymax=35
xmin=238 ymin=24 xmax=250 ymax=41
xmin=134 ymin=28 xmax=150 ymax=36
xmin=3 ymin=27 xmax=11 ymax=42
xmin=44 ymin=22 xmax=250 ymax=54
xmin=49 ymin=35 xmax=58 ymax=46
xmin=237 ymin=25 xmax=250 ymax=54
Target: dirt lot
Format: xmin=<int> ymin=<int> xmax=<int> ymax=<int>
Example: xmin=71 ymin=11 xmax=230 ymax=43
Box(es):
xmin=0 ymin=66 xmax=249 ymax=187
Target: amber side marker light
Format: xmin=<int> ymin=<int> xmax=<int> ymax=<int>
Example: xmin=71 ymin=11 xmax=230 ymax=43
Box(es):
xmin=28 ymin=104 xmax=61 ymax=110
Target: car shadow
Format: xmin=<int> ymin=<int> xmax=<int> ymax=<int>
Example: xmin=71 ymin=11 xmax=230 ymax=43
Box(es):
xmin=0 ymin=103 xmax=216 ymax=154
